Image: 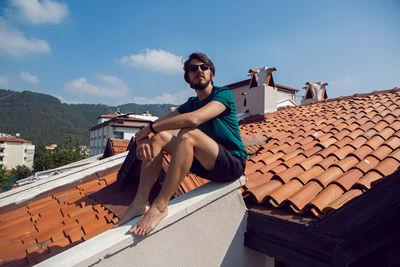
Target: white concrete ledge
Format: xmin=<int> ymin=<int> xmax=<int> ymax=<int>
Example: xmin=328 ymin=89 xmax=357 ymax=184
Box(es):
xmin=0 ymin=152 xmax=127 ymax=207
xmin=37 ymin=176 xmax=247 ymax=267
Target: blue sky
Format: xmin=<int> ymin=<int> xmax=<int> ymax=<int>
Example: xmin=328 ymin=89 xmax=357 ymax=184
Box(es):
xmin=0 ymin=0 xmax=399 ymax=106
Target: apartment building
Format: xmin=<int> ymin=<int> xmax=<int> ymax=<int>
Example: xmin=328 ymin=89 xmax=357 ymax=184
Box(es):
xmin=0 ymin=135 xmax=35 ymax=170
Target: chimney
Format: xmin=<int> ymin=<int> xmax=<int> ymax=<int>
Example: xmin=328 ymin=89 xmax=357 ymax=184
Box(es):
xmin=248 ymin=67 xmax=277 ymax=88
xmin=245 ymin=66 xmax=278 ymax=115
xmin=301 ymin=82 xmax=328 ymax=104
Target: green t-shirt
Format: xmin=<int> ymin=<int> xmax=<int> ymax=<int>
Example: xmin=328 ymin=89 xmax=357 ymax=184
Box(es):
xmin=177 ymin=86 xmax=248 ymax=159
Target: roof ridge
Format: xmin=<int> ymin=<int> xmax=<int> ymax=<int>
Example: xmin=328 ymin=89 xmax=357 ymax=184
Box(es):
xmin=298 ymin=87 xmax=400 ymax=107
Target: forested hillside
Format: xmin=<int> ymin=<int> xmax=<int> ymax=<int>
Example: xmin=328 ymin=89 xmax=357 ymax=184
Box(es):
xmin=0 ymin=89 xmax=172 ymax=146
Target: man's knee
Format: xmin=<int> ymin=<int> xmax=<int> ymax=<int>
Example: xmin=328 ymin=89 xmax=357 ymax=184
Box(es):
xmin=150 ymin=131 xmax=173 ymax=146
xmin=176 ymin=128 xmax=198 ymax=144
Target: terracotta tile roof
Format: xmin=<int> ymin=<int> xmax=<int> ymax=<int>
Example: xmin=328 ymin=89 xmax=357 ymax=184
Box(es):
xmin=109 ymin=138 xmax=130 ymax=155
xmin=0 ymin=136 xmax=31 ymax=143
xmin=0 ymin=171 xmax=119 ymax=266
xmin=241 ymin=88 xmax=400 ymax=217
xmin=102 ymin=138 xmax=130 ymax=159
xmin=97 ymin=114 xmax=118 ymax=119
xmin=3 ymin=88 xmax=399 ymax=264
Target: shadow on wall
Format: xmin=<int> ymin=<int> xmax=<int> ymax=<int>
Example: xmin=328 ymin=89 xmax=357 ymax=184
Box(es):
xmin=221 ymin=211 xmax=269 ymax=267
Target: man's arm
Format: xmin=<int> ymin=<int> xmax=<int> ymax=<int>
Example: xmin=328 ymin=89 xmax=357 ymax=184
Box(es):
xmin=154 ymin=109 xmax=180 ymax=123
xmin=135 ymin=101 xmax=226 ymax=143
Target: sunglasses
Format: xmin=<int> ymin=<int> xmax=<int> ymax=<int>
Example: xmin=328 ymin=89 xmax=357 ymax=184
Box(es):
xmin=188 ymin=63 xmax=210 ymax=72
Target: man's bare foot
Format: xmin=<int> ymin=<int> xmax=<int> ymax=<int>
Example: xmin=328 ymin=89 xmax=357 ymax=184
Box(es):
xmin=129 ymin=204 xmax=168 ymax=236
xmin=114 ymin=202 xmax=150 ymax=228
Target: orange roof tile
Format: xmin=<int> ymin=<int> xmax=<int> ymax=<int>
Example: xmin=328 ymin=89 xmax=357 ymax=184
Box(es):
xmin=109 ymin=138 xmax=130 ymax=155
xmin=102 ymin=138 xmax=130 ymax=158
xmin=241 ymin=88 xmax=400 ymax=217
xmin=0 ymin=136 xmax=31 ymax=143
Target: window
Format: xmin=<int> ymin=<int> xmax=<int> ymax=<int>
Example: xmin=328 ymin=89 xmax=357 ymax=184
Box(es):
xmin=114 ymin=132 xmax=123 ymax=139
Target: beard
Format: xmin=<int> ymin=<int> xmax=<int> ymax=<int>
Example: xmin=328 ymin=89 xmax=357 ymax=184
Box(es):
xmin=191 ymin=79 xmax=212 ymax=90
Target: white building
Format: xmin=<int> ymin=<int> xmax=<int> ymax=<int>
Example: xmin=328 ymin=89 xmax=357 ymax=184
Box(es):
xmin=89 ymin=113 xmax=158 ymax=156
xmin=225 ymin=66 xmax=298 ymax=120
xmin=0 ymin=135 xmax=35 ymax=170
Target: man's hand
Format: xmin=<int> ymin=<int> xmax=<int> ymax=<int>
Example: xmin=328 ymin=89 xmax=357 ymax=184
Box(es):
xmin=136 ymin=137 xmax=153 ymax=161
xmin=135 ymin=126 xmax=151 ymax=143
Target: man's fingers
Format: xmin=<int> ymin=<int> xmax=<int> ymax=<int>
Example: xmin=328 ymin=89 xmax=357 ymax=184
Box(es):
xmin=136 ymin=146 xmax=143 ymax=160
xmin=144 ymin=144 xmax=153 ymax=159
xmin=136 ymin=141 xmax=153 ymax=161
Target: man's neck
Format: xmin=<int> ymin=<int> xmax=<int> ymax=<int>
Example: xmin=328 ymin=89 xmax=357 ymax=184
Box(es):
xmin=195 ymin=83 xmax=214 ymax=101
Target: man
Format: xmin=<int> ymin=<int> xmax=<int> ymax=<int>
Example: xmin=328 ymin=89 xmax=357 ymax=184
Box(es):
xmin=116 ymin=52 xmax=247 ymax=237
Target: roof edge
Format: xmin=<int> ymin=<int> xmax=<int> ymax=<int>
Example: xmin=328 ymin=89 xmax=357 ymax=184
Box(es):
xmin=0 ymin=152 xmax=127 ymax=209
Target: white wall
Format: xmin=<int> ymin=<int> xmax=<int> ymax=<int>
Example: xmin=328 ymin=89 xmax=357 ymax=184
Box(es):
xmin=277 ymin=88 xmax=295 ymax=103
xmin=23 ymin=143 xmax=35 ymax=169
xmin=245 ymin=85 xmax=278 ymax=115
xmin=232 ymin=85 xmax=295 ymax=117
xmin=231 ymin=85 xmax=249 ymax=114
xmin=0 ymin=142 xmax=35 ymax=170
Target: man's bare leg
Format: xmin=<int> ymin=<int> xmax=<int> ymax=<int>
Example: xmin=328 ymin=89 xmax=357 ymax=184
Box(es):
xmin=116 ymin=132 xmax=173 ymax=227
xmin=129 ymin=128 xmax=219 ymax=236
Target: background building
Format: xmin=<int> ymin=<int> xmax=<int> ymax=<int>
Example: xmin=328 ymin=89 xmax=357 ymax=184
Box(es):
xmin=89 ymin=113 xmax=157 ymax=156
xmin=0 ymin=134 xmax=35 ymax=170
xmin=225 ymin=66 xmax=299 ymax=120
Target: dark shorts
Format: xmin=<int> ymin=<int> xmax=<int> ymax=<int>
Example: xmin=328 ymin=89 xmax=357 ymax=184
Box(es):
xmin=189 ymin=144 xmax=246 ymax=182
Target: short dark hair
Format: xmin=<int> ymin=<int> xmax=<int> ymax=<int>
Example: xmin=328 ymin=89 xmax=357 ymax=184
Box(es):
xmin=183 ymin=53 xmax=215 ymax=84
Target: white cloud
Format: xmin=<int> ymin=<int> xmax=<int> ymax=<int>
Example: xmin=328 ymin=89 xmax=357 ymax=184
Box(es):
xmin=52 ymin=94 xmax=81 ymax=104
xmin=120 ymin=49 xmax=183 ymax=74
xmin=0 ymin=75 xmax=10 ymax=87
xmin=0 ymin=17 xmax=50 ymax=56
xmin=7 ymin=0 xmax=69 ymax=24
xmin=133 ymin=89 xmax=194 ymax=105
xmin=20 ymin=71 xmax=39 ymax=83
xmin=65 ymin=75 xmax=131 ymax=99
xmin=328 ymin=75 xmax=352 ymax=86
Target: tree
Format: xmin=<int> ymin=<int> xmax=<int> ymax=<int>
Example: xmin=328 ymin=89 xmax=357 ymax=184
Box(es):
xmin=0 ymin=166 xmax=16 ymax=191
xmin=33 ymin=137 xmax=87 ymax=172
xmin=0 ymin=166 xmax=10 ymax=188
xmin=12 ymin=165 xmax=34 ymax=180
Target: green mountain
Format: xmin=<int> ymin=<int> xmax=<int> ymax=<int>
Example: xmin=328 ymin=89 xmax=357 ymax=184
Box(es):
xmin=0 ymin=89 xmax=173 ymax=146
